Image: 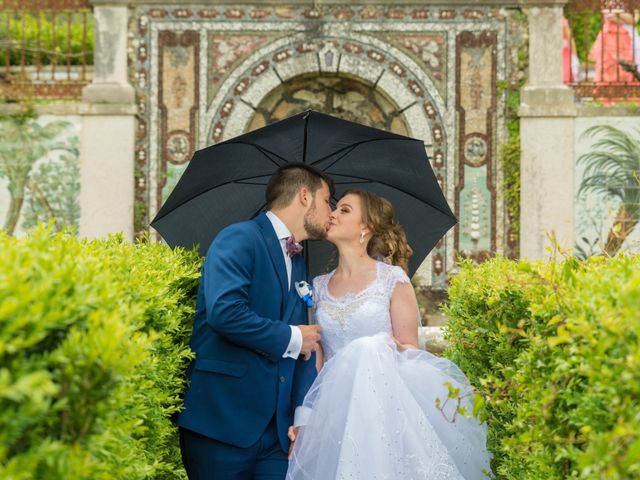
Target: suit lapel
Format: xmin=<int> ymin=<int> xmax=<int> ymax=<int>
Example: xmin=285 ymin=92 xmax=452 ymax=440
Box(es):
xmin=254 ymin=213 xmax=288 ymax=295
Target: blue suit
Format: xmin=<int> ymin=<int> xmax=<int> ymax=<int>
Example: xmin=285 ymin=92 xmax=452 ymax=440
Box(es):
xmin=178 ymin=213 xmax=316 ymax=478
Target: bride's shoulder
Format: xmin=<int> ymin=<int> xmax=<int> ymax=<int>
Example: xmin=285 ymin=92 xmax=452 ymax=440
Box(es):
xmin=376 ymin=260 xmax=403 ymax=274
xmin=377 ymin=261 xmax=411 ymax=288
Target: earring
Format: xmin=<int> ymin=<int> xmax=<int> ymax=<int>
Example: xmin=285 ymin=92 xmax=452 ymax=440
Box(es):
xmin=359 ymin=232 xmax=365 ymax=244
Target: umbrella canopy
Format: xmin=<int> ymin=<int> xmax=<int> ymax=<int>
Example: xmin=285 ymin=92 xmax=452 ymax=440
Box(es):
xmin=151 ymin=110 xmax=456 ymax=277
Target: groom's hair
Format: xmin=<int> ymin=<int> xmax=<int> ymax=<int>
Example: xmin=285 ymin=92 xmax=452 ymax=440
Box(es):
xmin=266 ymin=163 xmax=334 ymax=210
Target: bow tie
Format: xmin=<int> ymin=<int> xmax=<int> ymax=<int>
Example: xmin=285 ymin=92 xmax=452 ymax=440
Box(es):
xmin=285 ymin=235 xmax=303 ymax=257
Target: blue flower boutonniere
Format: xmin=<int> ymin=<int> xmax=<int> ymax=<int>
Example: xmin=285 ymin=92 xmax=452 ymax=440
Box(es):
xmin=294 ymin=281 xmax=313 ymax=308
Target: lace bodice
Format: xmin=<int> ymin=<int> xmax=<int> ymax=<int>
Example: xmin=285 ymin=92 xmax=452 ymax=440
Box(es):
xmin=312 ymin=261 xmax=411 ymax=360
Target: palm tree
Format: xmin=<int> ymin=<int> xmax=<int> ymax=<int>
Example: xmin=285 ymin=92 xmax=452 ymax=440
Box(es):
xmin=578 ymin=125 xmax=640 ymax=256
xmin=0 ymin=116 xmax=70 ymax=235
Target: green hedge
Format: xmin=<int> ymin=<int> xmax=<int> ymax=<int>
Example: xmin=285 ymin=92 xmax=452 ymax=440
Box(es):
xmin=445 ymin=254 xmax=640 ymax=479
xmin=0 ymin=225 xmax=201 ymax=479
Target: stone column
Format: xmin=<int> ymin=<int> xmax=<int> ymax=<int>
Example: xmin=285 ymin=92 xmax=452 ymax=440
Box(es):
xmin=79 ymin=2 xmax=136 ymax=240
xmin=519 ymin=1 xmax=576 ymax=259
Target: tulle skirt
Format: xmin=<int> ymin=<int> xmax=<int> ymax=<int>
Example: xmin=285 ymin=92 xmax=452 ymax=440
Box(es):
xmin=287 ymin=333 xmax=492 ymax=479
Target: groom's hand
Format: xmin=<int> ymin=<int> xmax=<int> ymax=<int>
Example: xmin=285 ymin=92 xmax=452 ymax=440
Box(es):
xmin=288 ymin=426 xmax=300 ymax=458
xmin=299 ymin=325 xmax=321 ymax=360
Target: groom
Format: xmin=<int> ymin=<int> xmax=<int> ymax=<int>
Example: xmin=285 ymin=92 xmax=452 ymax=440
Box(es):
xmin=178 ymin=163 xmax=334 ymax=479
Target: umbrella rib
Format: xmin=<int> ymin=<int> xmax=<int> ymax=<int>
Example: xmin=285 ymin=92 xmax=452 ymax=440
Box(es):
xmin=152 ymin=174 xmax=275 ymax=223
xmin=371 ymin=178 xmax=456 ymax=221
xmin=236 ymin=180 xmax=269 ymax=185
xmin=224 ymin=173 xmax=273 ymax=183
xmin=250 ymin=202 xmax=267 ymax=219
xmin=317 ymin=144 xmax=357 ymax=171
xmin=308 ymin=137 xmax=420 ymax=167
xmin=191 ymin=136 xmax=288 ymax=166
xmin=303 ymin=111 xmax=310 ymax=163
xmin=334 ymin=180 xmax=372 ymax=185
xmin=228 ymin=141 xmax=291 ymax=166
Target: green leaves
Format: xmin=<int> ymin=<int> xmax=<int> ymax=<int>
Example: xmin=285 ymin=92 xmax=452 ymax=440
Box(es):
xmin=445 ymin=254 xmax=640 ymax=479
xmin=0 ymin=114 xmax=76 ymax=235
xmin=0 ymin=225 xmax=201 ymax=479
xmin=577 ymin=125 xmax=640 ymax=257
xmin=0 ymin=11 xmax=94 ymax=67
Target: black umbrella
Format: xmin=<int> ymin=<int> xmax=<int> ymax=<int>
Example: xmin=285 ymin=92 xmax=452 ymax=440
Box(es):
xmin=151 ymin=110 xmax=456 ymax=277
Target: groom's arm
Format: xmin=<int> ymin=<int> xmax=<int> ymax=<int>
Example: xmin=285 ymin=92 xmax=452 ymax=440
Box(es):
xmin=203 ymin=224 xmax=291 ymax=360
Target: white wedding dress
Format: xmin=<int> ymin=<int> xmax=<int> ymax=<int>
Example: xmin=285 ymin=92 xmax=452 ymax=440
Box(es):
xmin=287 ymin=261 xmax=492 ymax=480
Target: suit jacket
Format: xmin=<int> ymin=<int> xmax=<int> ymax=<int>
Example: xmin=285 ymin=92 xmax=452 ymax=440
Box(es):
xmin=177 ymin=213 xmax=317 ymax=451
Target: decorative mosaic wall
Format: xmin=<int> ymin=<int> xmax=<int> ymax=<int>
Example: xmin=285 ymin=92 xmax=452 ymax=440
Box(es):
xmin=128 ymin=4 xmax=526 ymax=287
xmin=455 ymin=30 xmax=497 ymax=261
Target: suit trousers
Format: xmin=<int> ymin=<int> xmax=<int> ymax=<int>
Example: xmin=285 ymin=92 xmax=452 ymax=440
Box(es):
xmin=179 ymin=414 xmax=288 ymax=480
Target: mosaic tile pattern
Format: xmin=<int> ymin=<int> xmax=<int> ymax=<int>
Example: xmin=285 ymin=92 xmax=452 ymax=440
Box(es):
xmin=455 ymin=30 xmax=497 ymax=262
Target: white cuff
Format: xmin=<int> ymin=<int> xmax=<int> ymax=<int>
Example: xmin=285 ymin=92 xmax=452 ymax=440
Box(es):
xmin=293 ymin=406 xmax=312 ymax=427
xmin=283 ymin=325 xmax=302 ymax=359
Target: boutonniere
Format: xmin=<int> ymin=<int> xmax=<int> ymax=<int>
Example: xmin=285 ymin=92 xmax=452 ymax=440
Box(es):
xmin=294 ymin=281 xmax=313 ymax=308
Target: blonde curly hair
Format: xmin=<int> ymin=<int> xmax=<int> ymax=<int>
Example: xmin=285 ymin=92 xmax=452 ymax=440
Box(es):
xmin=344 ymin=189 xmax=413 ymax=274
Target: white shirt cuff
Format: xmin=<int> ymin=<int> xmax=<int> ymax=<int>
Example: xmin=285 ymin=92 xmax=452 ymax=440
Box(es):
xmin=294 ymin=406 xmax=312 ymax=427
xmin=283 ymin=325 xmax=302 ymax=359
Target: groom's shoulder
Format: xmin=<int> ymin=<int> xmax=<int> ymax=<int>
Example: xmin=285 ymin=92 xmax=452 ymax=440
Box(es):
xmin=225 ymin=218 xmax=260 ymax=234
xmin=216 ymin=219 xmax=261 ymax=243
xmin=203 ymin=219 xmax=262 ymax=257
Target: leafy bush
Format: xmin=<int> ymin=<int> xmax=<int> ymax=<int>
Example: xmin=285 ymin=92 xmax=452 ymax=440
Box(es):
xmin=0 ymin=11 xmax=94 ymax=67
xmin=0 ymin=225 xmax=201 ymax=479
xmin=445 ymin=254 xmax=640 ymax=479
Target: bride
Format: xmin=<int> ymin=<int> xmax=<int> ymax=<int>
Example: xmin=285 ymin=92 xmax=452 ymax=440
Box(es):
xmin=286 ymin=189 xmax=492 ymax=479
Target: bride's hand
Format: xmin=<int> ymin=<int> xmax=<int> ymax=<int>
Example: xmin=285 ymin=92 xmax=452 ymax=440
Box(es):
xmin=392 ymin=336 xmax=418 ymax=351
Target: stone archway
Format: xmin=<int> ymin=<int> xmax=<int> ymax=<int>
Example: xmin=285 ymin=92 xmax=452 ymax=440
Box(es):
xmin=245 ymin=73 xmax=410 ymax=135
xmin=200 ymin=35 xmax=450 ymax=285
xmin=202 ymin=34 xmax=445 ymax=147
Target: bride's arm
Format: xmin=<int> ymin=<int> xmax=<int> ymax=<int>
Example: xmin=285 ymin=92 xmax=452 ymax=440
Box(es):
xmin=390 ymin=282 xmax=420 ymax=350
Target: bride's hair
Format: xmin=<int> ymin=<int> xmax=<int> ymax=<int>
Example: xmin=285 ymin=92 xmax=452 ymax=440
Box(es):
xmin=345 ymin=189 xmax=413 ymax=273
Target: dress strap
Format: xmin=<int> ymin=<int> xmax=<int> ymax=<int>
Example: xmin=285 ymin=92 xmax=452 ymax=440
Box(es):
xmin=312 ymin=272 xmax=332 ymax=300
xmin=381 ymin=263 xmax=411 ymax=294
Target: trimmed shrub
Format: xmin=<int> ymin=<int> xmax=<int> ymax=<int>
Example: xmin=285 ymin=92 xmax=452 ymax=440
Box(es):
xmin=445 ymin=254 xmax=640 ymax=479
xmin=0 ymin=225 xmax=201 ymax=479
